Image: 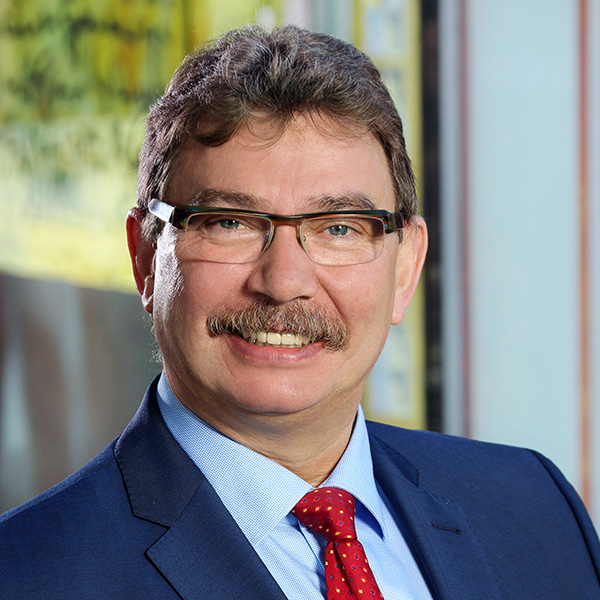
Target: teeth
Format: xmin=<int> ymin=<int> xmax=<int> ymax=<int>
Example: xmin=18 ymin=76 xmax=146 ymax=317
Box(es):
xmin=241 ymin=329 xmax=311 ymax=347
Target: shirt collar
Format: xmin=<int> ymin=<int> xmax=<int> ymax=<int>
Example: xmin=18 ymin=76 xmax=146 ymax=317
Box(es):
xmin=156 ymin=372 xmax=387 ymax=546
xmin=323 ymin=406 xmax=387 ymax=539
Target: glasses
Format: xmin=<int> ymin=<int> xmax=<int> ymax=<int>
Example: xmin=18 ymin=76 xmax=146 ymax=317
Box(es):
xmin=147 ymin=199 xmax=405 ymax=266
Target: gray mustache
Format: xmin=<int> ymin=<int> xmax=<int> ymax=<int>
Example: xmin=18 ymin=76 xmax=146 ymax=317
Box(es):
xmin=206 ymin=300 xmax=349 ymax=351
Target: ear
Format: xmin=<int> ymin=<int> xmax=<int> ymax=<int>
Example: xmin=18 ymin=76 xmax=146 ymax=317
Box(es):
xmin=391 ymin=216 xmax=428 ymax=325
xmin=126 ymin=208 xmax=156 ymax=314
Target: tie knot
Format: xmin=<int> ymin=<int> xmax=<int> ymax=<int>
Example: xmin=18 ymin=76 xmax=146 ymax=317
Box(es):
xmin=291 ymin=487 xmax=356 ymax=543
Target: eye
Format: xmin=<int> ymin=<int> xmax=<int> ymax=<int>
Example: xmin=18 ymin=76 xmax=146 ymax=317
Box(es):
xmin=304 ymin=217 xmax=372 ymax=242
xmin=190 ymin=214 xmax=256 ymax=233
xmin=214 ymin=218 xmax=245 ymax=230
xmin=326 ymin=224 xmax=353 ymax=236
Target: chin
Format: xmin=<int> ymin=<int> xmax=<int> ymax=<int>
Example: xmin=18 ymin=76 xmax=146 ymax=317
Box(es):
xmin=230 ymin=389 xmax=324 ymax=417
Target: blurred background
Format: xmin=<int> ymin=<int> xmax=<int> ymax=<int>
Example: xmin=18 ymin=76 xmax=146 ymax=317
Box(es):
xmin=0 ymin=0 xmax=598 ymax=522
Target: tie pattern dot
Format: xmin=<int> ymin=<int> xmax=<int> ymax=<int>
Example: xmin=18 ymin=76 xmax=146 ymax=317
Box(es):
xmin=291 ymin=488 xmax=384 ymax=598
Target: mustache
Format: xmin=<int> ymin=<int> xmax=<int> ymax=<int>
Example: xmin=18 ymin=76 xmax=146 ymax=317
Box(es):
xmin=206 ymin=300 xmax=349 ymax=351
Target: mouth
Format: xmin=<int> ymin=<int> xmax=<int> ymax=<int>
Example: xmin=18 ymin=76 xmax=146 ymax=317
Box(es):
xmin=240 ymin=329 xmax=312 ymax=348
xmin=207 ymin=299 xmax=349 ymax=352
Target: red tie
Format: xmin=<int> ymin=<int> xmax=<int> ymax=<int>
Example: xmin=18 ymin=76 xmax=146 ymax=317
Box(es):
xmin=291 ymin=488 xmax=384 ymax=599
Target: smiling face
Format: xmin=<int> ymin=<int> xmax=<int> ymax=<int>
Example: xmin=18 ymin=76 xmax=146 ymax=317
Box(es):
xmin=128 ymin=113 xmax=426 ymax=439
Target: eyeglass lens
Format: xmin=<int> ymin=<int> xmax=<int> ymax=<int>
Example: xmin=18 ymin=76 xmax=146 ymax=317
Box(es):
xmin=180 ymin=212 xmax=386 ymax=266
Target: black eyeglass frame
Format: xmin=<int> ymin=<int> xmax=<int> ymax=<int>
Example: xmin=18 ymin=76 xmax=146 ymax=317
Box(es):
xmin=147 ymin=199 xmax=406 ymax=236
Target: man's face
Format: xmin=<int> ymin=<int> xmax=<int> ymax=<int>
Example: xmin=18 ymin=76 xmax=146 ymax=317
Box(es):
xmin=129 ymin=114 xmax=426 ymax=432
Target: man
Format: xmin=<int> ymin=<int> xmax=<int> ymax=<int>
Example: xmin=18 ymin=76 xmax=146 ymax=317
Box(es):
xmin=1 ymin=25 xmax=598 ymax=599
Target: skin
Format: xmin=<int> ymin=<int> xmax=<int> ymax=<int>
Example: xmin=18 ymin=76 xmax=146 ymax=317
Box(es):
xmin=127 ymin=114 xmax=427 ymax=486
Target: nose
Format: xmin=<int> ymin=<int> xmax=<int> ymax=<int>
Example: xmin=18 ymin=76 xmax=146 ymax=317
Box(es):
xmin=246 ymin=224 xmax=319 ymax=304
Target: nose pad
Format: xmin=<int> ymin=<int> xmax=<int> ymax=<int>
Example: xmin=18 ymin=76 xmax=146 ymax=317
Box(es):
xmin=258 ymin=225 xmax=278 ymax=258
xmin=246 ymin=224 xmax=318 ymax=303
xmin=296 ymin=225 xmax=309 ymax=256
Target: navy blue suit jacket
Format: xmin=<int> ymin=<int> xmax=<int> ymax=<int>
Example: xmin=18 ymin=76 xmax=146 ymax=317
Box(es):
xmin=1 ymin=379 xmax=599 ymax=599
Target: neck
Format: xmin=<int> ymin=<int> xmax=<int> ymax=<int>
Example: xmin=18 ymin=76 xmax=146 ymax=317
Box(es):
xmin=232 ymin=410 xmax=358 ymax=487
xmin=166 ymin=374 xmax=360 ymax=487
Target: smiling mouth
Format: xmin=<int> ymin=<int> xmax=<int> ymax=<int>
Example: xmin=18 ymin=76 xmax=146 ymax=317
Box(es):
xmin=208 ymin=300 xmax=349 ymax=351
xmin=240 ymin=329 xmax=312 ymax=348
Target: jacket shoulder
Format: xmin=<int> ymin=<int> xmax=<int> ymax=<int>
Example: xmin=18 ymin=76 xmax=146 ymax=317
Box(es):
xmin=365 ymin=420 xmax=594 ymax=537
xmin=366 ymin=420 xmax=540 ymax=480
xmin=366 ymin=420 xmax=600 ymax=590
xmin=0 ymin=442 xmax=124 ymax=537
xmin=0 ymin=436 xmax=173 ymax=598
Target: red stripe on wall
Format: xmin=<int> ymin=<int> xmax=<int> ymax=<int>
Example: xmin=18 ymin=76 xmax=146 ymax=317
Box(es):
xmin=578 ymin=0 xmax=591 ymax=507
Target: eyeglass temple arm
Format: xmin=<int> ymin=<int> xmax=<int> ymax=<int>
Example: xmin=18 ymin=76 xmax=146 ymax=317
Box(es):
xmin=386 ymin=212 xmax=405 ymax=232
xmin=148 ymin=199 xmax=176 ymax=224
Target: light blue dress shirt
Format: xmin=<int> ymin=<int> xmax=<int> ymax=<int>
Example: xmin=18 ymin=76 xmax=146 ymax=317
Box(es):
xmin=157 ymin=373 xmax=433 ymax=600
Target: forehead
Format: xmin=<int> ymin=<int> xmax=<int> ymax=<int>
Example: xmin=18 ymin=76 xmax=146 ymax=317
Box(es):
xmin=167 ymin=114 xmax=395 ymax=213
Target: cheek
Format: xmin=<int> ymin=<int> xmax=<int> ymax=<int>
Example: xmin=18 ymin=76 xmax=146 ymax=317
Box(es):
xmin=324 ymin=263 xmax=397 ymax=333
xmin=154 ymin=258 xmax=252 ymax=328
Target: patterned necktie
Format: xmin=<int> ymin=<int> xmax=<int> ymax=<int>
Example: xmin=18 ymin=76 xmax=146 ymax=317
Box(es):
xmin=291 ymin=487 xmax=384 ymax=599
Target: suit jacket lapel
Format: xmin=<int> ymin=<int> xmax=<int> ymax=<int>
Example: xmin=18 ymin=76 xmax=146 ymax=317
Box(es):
xmin=368 ymin=431 xmax=504 ymax=600
xmin=145 ymin=479 xmax=288 ymax=600
xmin=115 ymin=381 xmax=287 ymax=600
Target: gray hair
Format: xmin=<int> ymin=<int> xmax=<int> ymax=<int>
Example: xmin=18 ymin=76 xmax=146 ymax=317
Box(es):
xmin=137 ymin=24 xmax=417 ymax=238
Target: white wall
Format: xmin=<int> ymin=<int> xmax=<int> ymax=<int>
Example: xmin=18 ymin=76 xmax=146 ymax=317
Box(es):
xmin=440 ymin=0 xmax=600 ymax=518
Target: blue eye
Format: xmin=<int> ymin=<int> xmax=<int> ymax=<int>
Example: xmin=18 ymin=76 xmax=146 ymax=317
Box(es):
xmin=217 ymin=219 xmax=242 ymax=230
xmin=327 ymin=224 xmax=351 ymax=236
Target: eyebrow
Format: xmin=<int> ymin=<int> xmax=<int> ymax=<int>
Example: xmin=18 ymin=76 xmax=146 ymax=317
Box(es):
xmin=188 ymin=189 xmax=261 ymax=210
xmin=308 ymin=194 xmax=378 ymax=212
xmin=187 ymin=189 xmax=378 ymax=212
